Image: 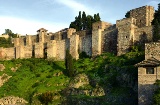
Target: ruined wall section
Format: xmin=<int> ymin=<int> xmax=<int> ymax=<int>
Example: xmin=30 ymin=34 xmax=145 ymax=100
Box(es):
xmin=26 ymin=35 xmax=32 ymax=46
xmin=92 ymin=21 xmax=112 ymax=56
xmin=34 ymin=43 xmax=44 ymax=58
xmin=15 ymin=46 xmax=24 ymax=59
xmin=31 ymin=35 xmax=38 ymax=45
xmin=56 ymin=39 xmax=70 ymax=60
xmin=23 ymin=45 xmax=33 ymax=58
xmin=67 ymin=28 xmax=76 ymax=38
xmin=79 ymin=35 xmax=92 ymax=56
xmin=13 ymin=38 xmax=20 ymax=47
xmin=117 ymin=18 xmax=137 ymax=55
xmin=70 ymin=34 xmax=79 ymax=60
xmin=102 ymin=25 xmax=118 ymax=54
xmin=130 ymin=6 xmax=154 ymax=27
xmin=134 ymin=26 xmax=153 ymax=46
xmin=145 ymin=42 xmax=160 ymax=60
xmin=47 ymin=40 xmax=57 ymax=59
xmin=0 ymin=47 xmax=15 ymax=60
xmin=74 ymin=30 xmax=92 ymax=56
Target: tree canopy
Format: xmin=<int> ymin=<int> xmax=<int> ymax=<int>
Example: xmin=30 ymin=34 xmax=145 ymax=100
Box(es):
xmin=69 ymin=11 xmax=101 ymax=31
xmin=125 ymin=11 xmax=130 ymax=18
xmin=0 ymin=29 xmax=19 ymax=48
xmin=3 ymin=29 xmax=18 ymax=38
xmin=152 ymin=3 xmax=160 ymax=42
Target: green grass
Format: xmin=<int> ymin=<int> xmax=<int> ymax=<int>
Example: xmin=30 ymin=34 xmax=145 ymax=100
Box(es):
xmin=0 ymin=49 xmax=144 ymax=104
xmin=0 ymin=58 xmax=70 ymax=104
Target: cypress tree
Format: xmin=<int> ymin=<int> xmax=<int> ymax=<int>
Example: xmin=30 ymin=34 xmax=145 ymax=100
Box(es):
xmin=65 ymin=50 xmax=74 ymax=77
xmin=82 ymin=11 xmax=87 ymax=30
xmin=69 ymin=11 xmax=101 ymax=31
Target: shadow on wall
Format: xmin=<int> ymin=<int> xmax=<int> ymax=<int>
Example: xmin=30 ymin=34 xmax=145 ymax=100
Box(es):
xmin=138 ymin=84 xmax=157 ymax=105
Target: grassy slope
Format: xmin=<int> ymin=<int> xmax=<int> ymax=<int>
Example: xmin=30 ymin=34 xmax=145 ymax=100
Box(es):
xmin=0 ymin=49 xmax=144 ymax=104
xmin=0 ymin=58 xmax=70 ymax=104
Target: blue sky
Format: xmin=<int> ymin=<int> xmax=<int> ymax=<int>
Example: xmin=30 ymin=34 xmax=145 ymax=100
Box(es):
xmin=0 ymin=0 xmax=159 ymax=35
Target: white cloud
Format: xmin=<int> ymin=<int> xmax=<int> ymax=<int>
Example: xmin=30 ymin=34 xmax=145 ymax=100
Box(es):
xmin=49 ymin=0 xmax=98 ymax=15
xmin=0 ymin=16 xmax=68 ymax=35
xmin=146 ymin=0 xmax=159 ymax=10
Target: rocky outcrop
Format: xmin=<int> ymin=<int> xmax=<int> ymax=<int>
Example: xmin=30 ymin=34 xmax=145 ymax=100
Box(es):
xmin=69 ymin=73 xmax=90 ymax=88
xmin=66 ymin=73 xmax=105 ymax=96
xmin=0 ymin=74 xmax=11 ymax=87
xmin=0 ymin=96 xmax=28 ymax=105
xmin=0 ymin=64 xmax=5 ymax=71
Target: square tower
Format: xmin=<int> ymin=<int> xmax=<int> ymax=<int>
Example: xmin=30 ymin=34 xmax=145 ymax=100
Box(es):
xmin=130 ymin=6 xmax=154 ymax=27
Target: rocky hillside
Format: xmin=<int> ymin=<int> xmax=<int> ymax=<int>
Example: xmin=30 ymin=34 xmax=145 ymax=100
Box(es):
xmin=0 ymin=47 xmax=144 ymax=105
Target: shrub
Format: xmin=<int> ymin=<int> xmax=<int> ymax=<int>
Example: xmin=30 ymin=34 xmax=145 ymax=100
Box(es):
xmin=38 ymin=91 xmax=53 ymax=105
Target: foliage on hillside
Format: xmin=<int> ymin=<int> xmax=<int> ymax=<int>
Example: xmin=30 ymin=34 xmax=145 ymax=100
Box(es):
xmin=0 ymin=46 xmax=144 ymax=104
xmin=0 ymin=58 xmax=70 ymax=105
xmin=0 ymin=37 xmax=13 ymax=48
xmin=69 ymin=11 xmax=101 ymax=31
xmin=152 ymin=3 xmax=160 ymax=42
xmin=0 ymin=29 xmax=19 ymax=48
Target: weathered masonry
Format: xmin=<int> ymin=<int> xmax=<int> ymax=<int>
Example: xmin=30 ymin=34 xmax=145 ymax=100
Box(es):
xmin=135 ymin=42 xmax=160 ymax=105
xmin=0 ymin=5 xmax=154 ymax=60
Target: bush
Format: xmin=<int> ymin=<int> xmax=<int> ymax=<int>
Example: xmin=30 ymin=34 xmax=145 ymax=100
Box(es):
xmin=79 ymin=51 xmax=90 ymax=59
xmin=38 ymin=91 xmax=53 ymax=105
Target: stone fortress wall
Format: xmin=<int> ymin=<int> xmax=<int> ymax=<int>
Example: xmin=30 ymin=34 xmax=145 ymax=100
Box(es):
xmin=0 ymin=5 xmax=157 ymax=105
xmin=0 ymin=5 xmax=155 ymax=61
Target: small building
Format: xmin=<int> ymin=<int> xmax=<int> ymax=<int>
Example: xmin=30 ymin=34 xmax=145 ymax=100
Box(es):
xmin=135 ymin=57 xmax=160 ymax=105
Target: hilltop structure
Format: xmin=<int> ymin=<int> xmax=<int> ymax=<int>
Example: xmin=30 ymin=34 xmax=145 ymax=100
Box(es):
xmin=0 ymin=5 xmax=158 ymax=105
xmin=0 ymin=5 xmax=154 ymax=61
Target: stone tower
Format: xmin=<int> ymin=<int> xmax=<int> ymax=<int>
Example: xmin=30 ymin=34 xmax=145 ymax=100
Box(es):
xmin=37 ymin=28 xmax=48 ymax=43
xmin=130 ymin=6 xmax=154 ymax=27
xmin=117 ymin=6 xmax=154 ymax=56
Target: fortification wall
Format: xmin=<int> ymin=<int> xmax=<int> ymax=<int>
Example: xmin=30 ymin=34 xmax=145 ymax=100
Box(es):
xmin=134 ymin=26 xmax=153 ymax=44
xmin=70 ymin=35 xmax=79 ymax=59
xmin=92 ymin=21 xmax=112 ymax=30
xmin=92 ymin=29 xmax=103 ymax=56
xmin=47 ymin=40 xmax=57 ymax=59
xmin=145 ymin=42 xmax=160 ymax=60
xmin=53 ymin=32 xmax=61 ymax=41
xmin=79 ymin=35 xmax=92 ymax=56
xmin=67 ymin=28 xmax=76 ymax=38
xmin=19 ymin=37 xmax=25 ymax=46
xmin=34 ymin=43 xmax=44 ymax=58
xmin=116 ymin=18 xmax=137 ymax=55
xmin=102 ymin=26 xmax=118 ymax=54
xmin=0 ymin=47 xmax=15 ymax=60
xmin=44 ymin=34 xmax=51 ymax=43
xmin=56 ymin=39 xmax=70 ymax=60
xmin=23 ymin=45 xmax=32 ymax=58
xmin=130 ymin=6 xmax=154 ymax=27
xmin=74 ymin=30 xmax=92 ymax=56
